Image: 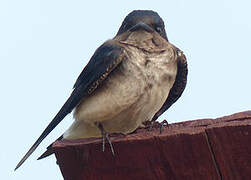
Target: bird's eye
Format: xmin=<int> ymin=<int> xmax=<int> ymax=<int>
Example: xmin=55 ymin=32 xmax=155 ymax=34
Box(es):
xmin=156 ymin=27 xmax=162 ymax=33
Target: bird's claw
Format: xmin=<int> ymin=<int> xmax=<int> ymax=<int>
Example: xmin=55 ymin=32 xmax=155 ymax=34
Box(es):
xmin=97 ymin=123 xmax=115 ymax=156
xmin=159 ymin=120 xmax=168 ymax=134
xmin=143 ymin=120 xmax=169 ymax=134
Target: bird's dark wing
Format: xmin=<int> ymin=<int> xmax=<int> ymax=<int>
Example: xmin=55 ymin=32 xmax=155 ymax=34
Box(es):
xmin=37 ymin=135 xmax=63 ymax=160
xmin=151 ymin=51 xmax=188 ymax=121
xmin=15 ymin=41 xmax=127 ymax=170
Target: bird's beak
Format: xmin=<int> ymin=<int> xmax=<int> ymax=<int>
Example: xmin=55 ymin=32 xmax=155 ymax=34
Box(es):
xmin=128 ymin=22 xmax=154 ymax=33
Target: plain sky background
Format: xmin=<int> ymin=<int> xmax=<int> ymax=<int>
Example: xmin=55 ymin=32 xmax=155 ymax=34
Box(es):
xmin=1 ymin=0 xmax=251 ymax=179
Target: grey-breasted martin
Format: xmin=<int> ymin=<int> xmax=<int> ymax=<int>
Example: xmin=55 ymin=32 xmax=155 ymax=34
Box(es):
xmin=15 ymin=10 xmax=188 ymax=170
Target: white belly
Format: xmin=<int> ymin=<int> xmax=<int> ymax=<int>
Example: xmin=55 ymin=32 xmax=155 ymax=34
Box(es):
xmin=63 ymin=46 xmax=177 ymax=139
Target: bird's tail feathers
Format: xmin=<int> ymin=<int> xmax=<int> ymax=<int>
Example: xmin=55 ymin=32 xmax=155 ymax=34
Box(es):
xmin=14 ymin=94 xmax=76 ymax=171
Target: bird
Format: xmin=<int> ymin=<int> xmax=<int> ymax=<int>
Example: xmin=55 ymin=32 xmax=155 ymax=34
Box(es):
xmin=15 ymin=10 xmax=187 ymax=170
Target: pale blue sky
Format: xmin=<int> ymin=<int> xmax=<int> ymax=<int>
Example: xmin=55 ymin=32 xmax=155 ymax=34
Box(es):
xmin=1 ymin=0 xmax=251 ymax=179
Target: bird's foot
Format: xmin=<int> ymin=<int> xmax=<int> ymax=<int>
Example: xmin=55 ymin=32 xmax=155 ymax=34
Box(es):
xmin=97 ymin=123 xmax=115 ymax=156
xmin=143 ymin=120 xmax=169 ymax=133
xmin=143 ymin=121 xmax=160 ymax=131
xmin=159 ymin=120 xmax=168 ymax=134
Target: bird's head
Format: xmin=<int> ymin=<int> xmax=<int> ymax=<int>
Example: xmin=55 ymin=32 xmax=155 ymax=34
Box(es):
xmin=117 ymin=10 xmax=168 ymax=41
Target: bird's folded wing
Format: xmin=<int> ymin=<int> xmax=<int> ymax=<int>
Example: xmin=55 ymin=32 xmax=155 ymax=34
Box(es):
xmin=15 ymin=40 xmax=127 ymax=170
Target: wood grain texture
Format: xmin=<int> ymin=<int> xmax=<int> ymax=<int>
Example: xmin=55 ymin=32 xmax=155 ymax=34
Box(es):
xmin=53 ymin=111 xmax=251 ymax=180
